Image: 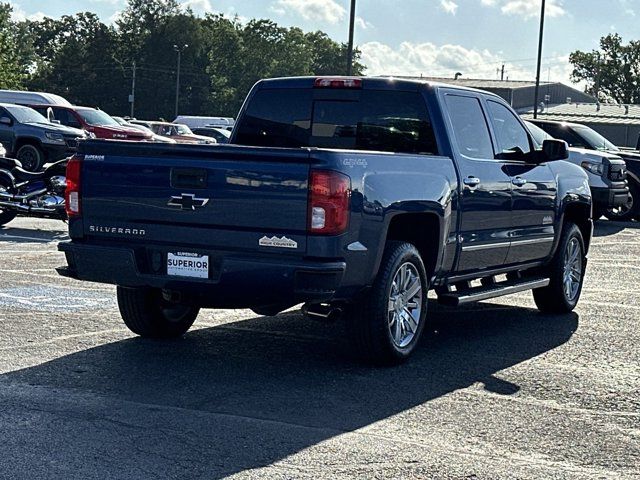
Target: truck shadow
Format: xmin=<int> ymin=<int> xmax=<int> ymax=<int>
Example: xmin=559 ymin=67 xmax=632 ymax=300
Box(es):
xmin=0 ymin=224 xmax=68 ymax=243
xmin=593 ymin=219 xmax=639 ymax=237
xmin=0 ymin=301 xmax=578 ymax=478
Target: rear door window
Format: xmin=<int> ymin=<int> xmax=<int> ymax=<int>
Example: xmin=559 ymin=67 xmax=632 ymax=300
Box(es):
xmin=444 ymin=95 xmax=494 ymax=160
xmin=235 ymin=88 xmax=438 ymax=154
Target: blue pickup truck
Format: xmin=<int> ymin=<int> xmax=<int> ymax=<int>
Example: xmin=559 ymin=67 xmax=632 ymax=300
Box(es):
xmin=57 ymin=77 xmax=592 ymax=364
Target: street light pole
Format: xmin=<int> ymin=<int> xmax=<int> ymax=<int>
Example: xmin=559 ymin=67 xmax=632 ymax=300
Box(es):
xmin=346 ymin=0 xmax=356 ymax=75
xmin=174 ymin=44 xmax=188 ymax=118
xmin=533 ymin=0 xmax=546 ymax=119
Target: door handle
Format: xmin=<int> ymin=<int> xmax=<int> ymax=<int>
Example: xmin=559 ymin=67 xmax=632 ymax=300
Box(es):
xmin=464 ymin=176 xmax=481 ymax=187
xmin=512 ymin=177 xmax=527 ymax=187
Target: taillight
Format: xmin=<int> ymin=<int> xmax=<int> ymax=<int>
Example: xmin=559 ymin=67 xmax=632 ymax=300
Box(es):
xmin=65 ymin=155 xmax=82 ymax=217
xmin=308 ymin=170 xmax=351 ymax=235
xmin=314 ymin=77 xmax=362 ymax=89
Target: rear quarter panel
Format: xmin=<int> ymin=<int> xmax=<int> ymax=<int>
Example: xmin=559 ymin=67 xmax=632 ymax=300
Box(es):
xmin=308 ymin=149 xmax=458 ymax=294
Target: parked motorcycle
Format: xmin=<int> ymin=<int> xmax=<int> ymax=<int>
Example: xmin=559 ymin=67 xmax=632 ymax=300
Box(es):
xmin=0 ymin=157 xmax=67 ymax=226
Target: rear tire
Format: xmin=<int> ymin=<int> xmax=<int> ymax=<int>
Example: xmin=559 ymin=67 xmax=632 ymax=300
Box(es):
xmin=117 ymin=286 xmax=199 ymax=338
xmin=605 ymin=181 xmax=638 ymax=222
xmin=15 ymin=144 xmax=45 ymax=172
xmin=345 ymin=241 xmax=428 ymax=365
xmin=533 ymin=223 xmax=585 ymax=314
xmin=0 ymin=210 xmax=17 ymax=226
xmin=0 ymin=177 xmax=17 ymax=226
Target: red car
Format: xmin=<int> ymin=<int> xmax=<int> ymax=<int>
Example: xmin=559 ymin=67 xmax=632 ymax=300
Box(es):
xmin=29 ymin=105 xmax=153 ymax=141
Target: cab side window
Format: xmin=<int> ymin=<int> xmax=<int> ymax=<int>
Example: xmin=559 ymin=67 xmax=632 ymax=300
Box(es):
xmin=445 ymin=95 xmax=495 ymax=160
xmin=487 ymin=101 xmax=531 ymax=158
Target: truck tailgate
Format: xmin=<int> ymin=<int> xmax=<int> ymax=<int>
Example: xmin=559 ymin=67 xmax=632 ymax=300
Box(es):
xmin=80 ymin=143 xmax=311 ymax=253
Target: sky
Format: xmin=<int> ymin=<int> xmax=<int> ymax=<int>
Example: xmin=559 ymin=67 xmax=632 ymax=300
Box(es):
xmin=7 ymin=0 xmax=640 ymax=86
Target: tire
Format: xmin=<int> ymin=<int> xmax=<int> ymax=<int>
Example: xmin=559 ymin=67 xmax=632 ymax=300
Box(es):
xmin=533 ymin=223 xmax=586 ymax=314
xmin=116 ymin=286 xmax=199 ymax=339
xmin=0 ymin=210 xmax=17 ymax=226
xmin=0 ymin=177 xmax=17 ymax=226
xmin=345 ymin=241 xmax=428 ymax=365
xmin=605 ymin=181 xmax=638 ymax=222
xmin=15 ymin=144 xmax=45 ymax=172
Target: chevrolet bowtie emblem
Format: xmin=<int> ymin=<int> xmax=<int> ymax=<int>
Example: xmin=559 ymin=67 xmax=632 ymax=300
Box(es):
xmin=168 ymin=193 xmax=210 ymax=210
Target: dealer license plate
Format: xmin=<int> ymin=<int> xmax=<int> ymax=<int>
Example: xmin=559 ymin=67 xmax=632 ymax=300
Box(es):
xmin=167 ymin=252 xmax=209 ymax=279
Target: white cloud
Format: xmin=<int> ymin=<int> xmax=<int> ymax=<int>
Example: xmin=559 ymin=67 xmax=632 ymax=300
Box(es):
xmin=7 ymin=1 xmax=47 ymax=21
xmin=181 ymin=0 xmax=215 ymax=15
xmin=440 ymin=0 xmax=459 ymax=15
xmin=271 ymin=0 xmax=346 ymax=24
xmin=480 ymin=0 xmax=566 ymax=19
xmin=360 ymin=41 xmax=574 ymax=84
xmin=355 ymin=16 xmax=373 ymax=29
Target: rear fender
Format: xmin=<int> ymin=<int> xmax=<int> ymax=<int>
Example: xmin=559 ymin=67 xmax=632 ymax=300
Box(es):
xmin=362 ymin=170 xmax=456 ymax=283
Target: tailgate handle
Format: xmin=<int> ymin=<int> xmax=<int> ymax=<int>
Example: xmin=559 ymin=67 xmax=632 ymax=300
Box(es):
xmin=171 ymin=168 xmax=207 ymax=189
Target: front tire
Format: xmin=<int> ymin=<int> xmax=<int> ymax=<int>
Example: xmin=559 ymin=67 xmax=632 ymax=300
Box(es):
xmin=117 ymin=286 xmax=199 ymax=338
xmin=346 ymin=241 xmax=428 ymax=365
xmin=15 ymin=144 xmax=45 ymax=172
xmin=533 ymin=223 xmax=586 ymax=314
xmin=605 ymin=181 xmax=638 ymax=222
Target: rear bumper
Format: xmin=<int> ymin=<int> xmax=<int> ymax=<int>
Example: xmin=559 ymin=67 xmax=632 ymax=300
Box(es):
xmin=591 ymin=184 xmax=629 ymax=209
xmin=57 ymin=241 xmax=346 ymax=308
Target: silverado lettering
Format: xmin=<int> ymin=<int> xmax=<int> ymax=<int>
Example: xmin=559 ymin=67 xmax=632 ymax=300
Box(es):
xmin=89 ymin=226 xmax=146 ymax=236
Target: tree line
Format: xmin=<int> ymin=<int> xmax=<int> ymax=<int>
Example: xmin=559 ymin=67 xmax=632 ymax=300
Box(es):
xmin=0 ymin=0 xmax=364 ymax=120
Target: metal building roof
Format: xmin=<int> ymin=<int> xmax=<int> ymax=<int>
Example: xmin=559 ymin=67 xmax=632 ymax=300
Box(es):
xmin=392 ymin=76 xmax=546 ymax=89
xmin=522 ymin=102 xmax=640 ymax=125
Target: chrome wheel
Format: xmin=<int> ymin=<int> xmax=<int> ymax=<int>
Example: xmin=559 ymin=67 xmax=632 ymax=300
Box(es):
xmin=388 ymin=262 xmax=423 ymax=348
xmin=563 ymin=237 xmax=583 ymax=302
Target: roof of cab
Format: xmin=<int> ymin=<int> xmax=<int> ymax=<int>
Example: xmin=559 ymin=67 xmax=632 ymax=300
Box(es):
xmin=255 ymin=76 xmax=503 ymax=98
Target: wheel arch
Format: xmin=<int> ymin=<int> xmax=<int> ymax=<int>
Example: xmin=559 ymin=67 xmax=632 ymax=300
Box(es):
xmin=381 ymin=211 xmax=444 ymax=283
xmin=14 ymin=137 xmax=45 ymax=154
xmin=562 ymin=201 xmax=593 ymax=254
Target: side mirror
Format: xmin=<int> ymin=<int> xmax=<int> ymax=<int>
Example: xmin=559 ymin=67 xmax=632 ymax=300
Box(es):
xmin=542 ymin=139 xmax=569 ymax=161
xmin=0 ymin=117 xmax=12 ymax=126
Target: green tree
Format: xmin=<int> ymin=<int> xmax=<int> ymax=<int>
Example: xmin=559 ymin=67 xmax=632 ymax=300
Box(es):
xmin=203 ymin=16 xmax=366 ymax=116
xmin=10 ymin=0 xmax=367 ymax=118
xmin=24 ymin=13 xmax=128 ymax=112
xmin=570 ymin=34 xmax=640 ymax=104
xmin=0 ymin=3 xmax=25 ymax=89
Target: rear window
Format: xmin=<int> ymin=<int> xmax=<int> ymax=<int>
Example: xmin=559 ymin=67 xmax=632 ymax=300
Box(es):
xmin=235 ymin=88 xmax=438 ymax=155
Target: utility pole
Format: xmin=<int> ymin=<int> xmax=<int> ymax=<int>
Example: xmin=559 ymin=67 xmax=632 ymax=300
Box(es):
xmin=346 ymin=0 xmax=356 ymax=75
xmin=130 ymin=61 xmax=136 ymax=118
xmin=501 ymin=64 xmax=505 ymax=81
xmin=174 ymin=44 xmax=188 ymax=118
xmin=533 ymin=0 xmax=546 ymax=119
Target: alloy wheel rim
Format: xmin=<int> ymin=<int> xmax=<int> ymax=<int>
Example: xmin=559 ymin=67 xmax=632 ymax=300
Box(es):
xmin=563 ymin=237 xmax=583 ymax=302
xmin=388 ymin=262 xmax=423 ymax=348
xmin=18 ymin=148 xmax=38 ymax=171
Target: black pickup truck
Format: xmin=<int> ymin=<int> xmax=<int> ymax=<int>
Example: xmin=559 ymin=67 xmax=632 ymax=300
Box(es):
xmin=57 ymin=77 xmax=592 ymax=364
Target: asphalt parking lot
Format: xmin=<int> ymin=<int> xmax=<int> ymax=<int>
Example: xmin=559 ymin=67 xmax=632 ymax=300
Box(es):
xmin=0 ymin=217 xmax=638 ymax=479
